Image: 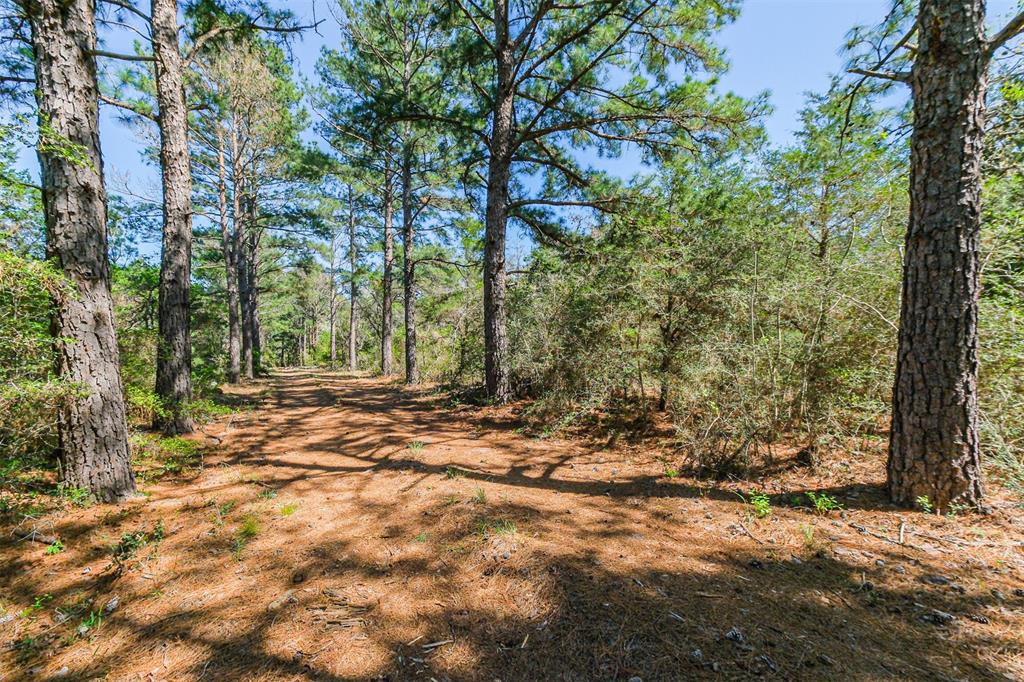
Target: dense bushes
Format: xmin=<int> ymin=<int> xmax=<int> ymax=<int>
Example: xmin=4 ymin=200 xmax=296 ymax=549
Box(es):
xmin=502 ymin=91 xmax=1021 ymax=491
xmin=0 ymin=252 xmax=72 ymax=468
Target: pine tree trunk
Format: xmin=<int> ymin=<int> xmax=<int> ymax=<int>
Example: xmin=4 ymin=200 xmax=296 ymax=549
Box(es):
xmin=381 ymin=165 xmax=395 ymax=376
xmin=483 ymin=5 xmax=514 ymax=402
xmin=235 ymin=176 xmax=253 ymax=380
xmin=329 ymin=228 xmax=339 ymax=366
xmin=217 ymin=127 xmax=241 ymax=384
xmin=402 ymin=144 xmax=418 ymax=384
xmin=247 ymin=199 xmax=262 ymax=375
xmin=151 ymin=0 xmax=193 ymax=435
xmin=348 ymin=184 xmax=358 ymax=372
xmin=27 ymin=0 xmax=136 ymax=502
xmin=888 ymin=0 xmax=988 ymax=510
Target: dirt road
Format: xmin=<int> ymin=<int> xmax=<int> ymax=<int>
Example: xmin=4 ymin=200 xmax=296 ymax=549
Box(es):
xmin=2 ymin=369 xmax=1021 ymax=680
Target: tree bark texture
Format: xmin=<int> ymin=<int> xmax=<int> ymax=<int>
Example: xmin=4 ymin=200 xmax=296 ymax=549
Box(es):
xmin=401 ymin=144 xmax=418 ymax=384
xmin=381 ymin=166 xmax=395 ymax=376
xmin=217 ymin=126 xmax=240 ymax=383
xmin=889 ymin=0 xmax=988 ymax=510
xmin=348 ymin=184 xmax=358 ymax=372
xmin=26 ymin=0 xmax=136 ymax=501
xmin=329 ymin=227 xmax=339 ymax=366
xmin=483 ymin=1 xmax=514 ymax=402
xmin=152 ymin=0 xmax=194 ymax=434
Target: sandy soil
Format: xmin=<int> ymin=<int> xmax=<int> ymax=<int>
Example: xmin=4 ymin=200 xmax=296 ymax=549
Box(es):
xmin=2 ymin=369 xmax=1022 ymax=681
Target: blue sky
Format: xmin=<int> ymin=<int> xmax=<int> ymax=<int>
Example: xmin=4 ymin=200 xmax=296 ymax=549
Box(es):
xmin=12 ymin=0 xmax=1021 ymax=252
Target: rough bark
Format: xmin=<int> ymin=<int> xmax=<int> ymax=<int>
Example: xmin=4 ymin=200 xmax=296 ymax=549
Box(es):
xmin=234 ymin=165 xmax=253 ymax=379
xmin=151 ymin=0 xmax=194 ymax=434
xmin=329 ymin=227 xmax=339 ymax=366
xmin=348 ymin=184 xmax=358 ymax=372
xmin=381 ymin=166 xmax=395 ymax=376
xmin=238 ymin=193 xmax=261 ymax=376
xmin=402 ymin=144 xmax=418 ymax=384
xmin=888 ymin=0 xmax=988 ymax=510
xmin=237 ymin=228 xmax=253 ymax=379
xmin=26 ymin=0 xmax=136 ymax=501
xmin=483 ymin=1 xmax=514 ymax=402
xmin=217 ymin=126 xmax=241 ymax=383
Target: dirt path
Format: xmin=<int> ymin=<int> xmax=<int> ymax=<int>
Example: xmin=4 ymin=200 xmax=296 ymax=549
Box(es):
xmin=2 ymin=370 xmax=1023 ymax=680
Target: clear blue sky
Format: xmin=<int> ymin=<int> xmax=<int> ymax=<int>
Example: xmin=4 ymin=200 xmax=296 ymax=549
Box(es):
xmin=12 ymin=0 xmax=1020 ymax=251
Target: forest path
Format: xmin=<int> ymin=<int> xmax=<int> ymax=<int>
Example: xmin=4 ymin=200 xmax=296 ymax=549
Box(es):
xmin=3 ymin=370 xmax=1022 ymax=680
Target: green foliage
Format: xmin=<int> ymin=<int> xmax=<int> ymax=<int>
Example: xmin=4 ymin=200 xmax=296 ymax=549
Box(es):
xmin=279 ymin=503 xmax=298 ymax=516
xmin=132 ymin=434 xmax=203 ymax=480
xmin=445 ymin=465 xmax=466 ymax=479
xmin=110 ymin=522 xmax=164 ymax=572
xmin=232 ymin=513 xmax=261 ymax=559
xmin=19 ymin=594 xmax=52 ymax=619
xmin=748 ymin=491 xmax=772 ymax=519
xmin=0 ymin=251 xmax=77 ymax=467
xmin=45 ymin=539 xmax=64 ymax=555
xmin=476 ymin=517 xmax=517 ymax=538
xmin=806 ymin=492 xmax=842 ymax=516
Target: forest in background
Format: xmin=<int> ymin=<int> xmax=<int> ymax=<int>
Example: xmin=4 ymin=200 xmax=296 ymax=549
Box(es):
xmin=0 ymin=0 xmax=1021 ymax=511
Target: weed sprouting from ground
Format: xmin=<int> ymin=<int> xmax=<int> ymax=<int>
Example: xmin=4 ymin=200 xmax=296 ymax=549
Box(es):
xmin=748 ymin=491 xmax=771 ymax=519
xmin=232 ymin=513 xmax=261 ymax=560
xmin=476 ymin=517 xmax=517 ymax=538
xmin=109 ymin=521 xmax=164 ymax=574
xmin=806 ymin=491 xmax=842 ymax=515
xmin=280 ymin=503 xmax=298 ymax=516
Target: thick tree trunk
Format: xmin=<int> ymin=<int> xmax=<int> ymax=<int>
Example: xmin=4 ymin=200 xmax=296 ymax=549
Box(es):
xmin=348 ymin=184 xmax=358 ymax=372
xmin=217 ymin=127 xmax=241 ymax=383
xmin=888 ymin=0 xmax=988 ymax=510
xmin=402 ymin=144 xmax=418 ymax=384
xmin=381 ymin=166 xmax=395 ymax=376
xmin=27 ymin=0 xmax=136 ymax=501
xmin=151 ymin=0 xmax=193 ymax=434
xmin=483 ymin=8 xmax=514 ymax=402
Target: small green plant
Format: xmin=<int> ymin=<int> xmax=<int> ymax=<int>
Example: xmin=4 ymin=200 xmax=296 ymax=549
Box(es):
xmin=110 ymin=521 xmax=164 ymax=572
xmin=663 ymin=466 xmax=680 ymax=479
xmin=279 ymin=503 xmax=298 ymax=516
xmin=445 ymin=465 xmax=466 ymax=479
xmin=473 ymin=487 xmax=487 ymax=504
xmin=477 ymin=517 xmax=517 ymax=538
xmin=408 ymin=440 xmax=426 ymax=453
xmin=56 ymin=483 xmax=91 ymax=507
xmin=19 ymin=594 xmax=52 ymax=619
xmin=258 ymin=489 xmax=278 ymax=500
xmin=213 ymin=499 xmax=237 ymax=527
xmin=916 ymin=495 xmax=934 ymax=514
xmin=232 ymin=513 xmax=260 ymax=560
xmin=806 ymin=491 xmax=841 ymax=515
xmin=45 ymin=539 xmax=64 ymax=555
xmin=799 ymin=524 xmax=816 ymax=549
xmin=946 ymin=501 xmax=970 ymax=518
xmin=12 ymin=635 xmax=41 ymax=664
xmin=78 ymin=609 xmax=102 ymax=634
xmin=414 ymin=531 xmax=428 ymax=543
xmin=748 ymin=491 xmax=771 ymax=519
